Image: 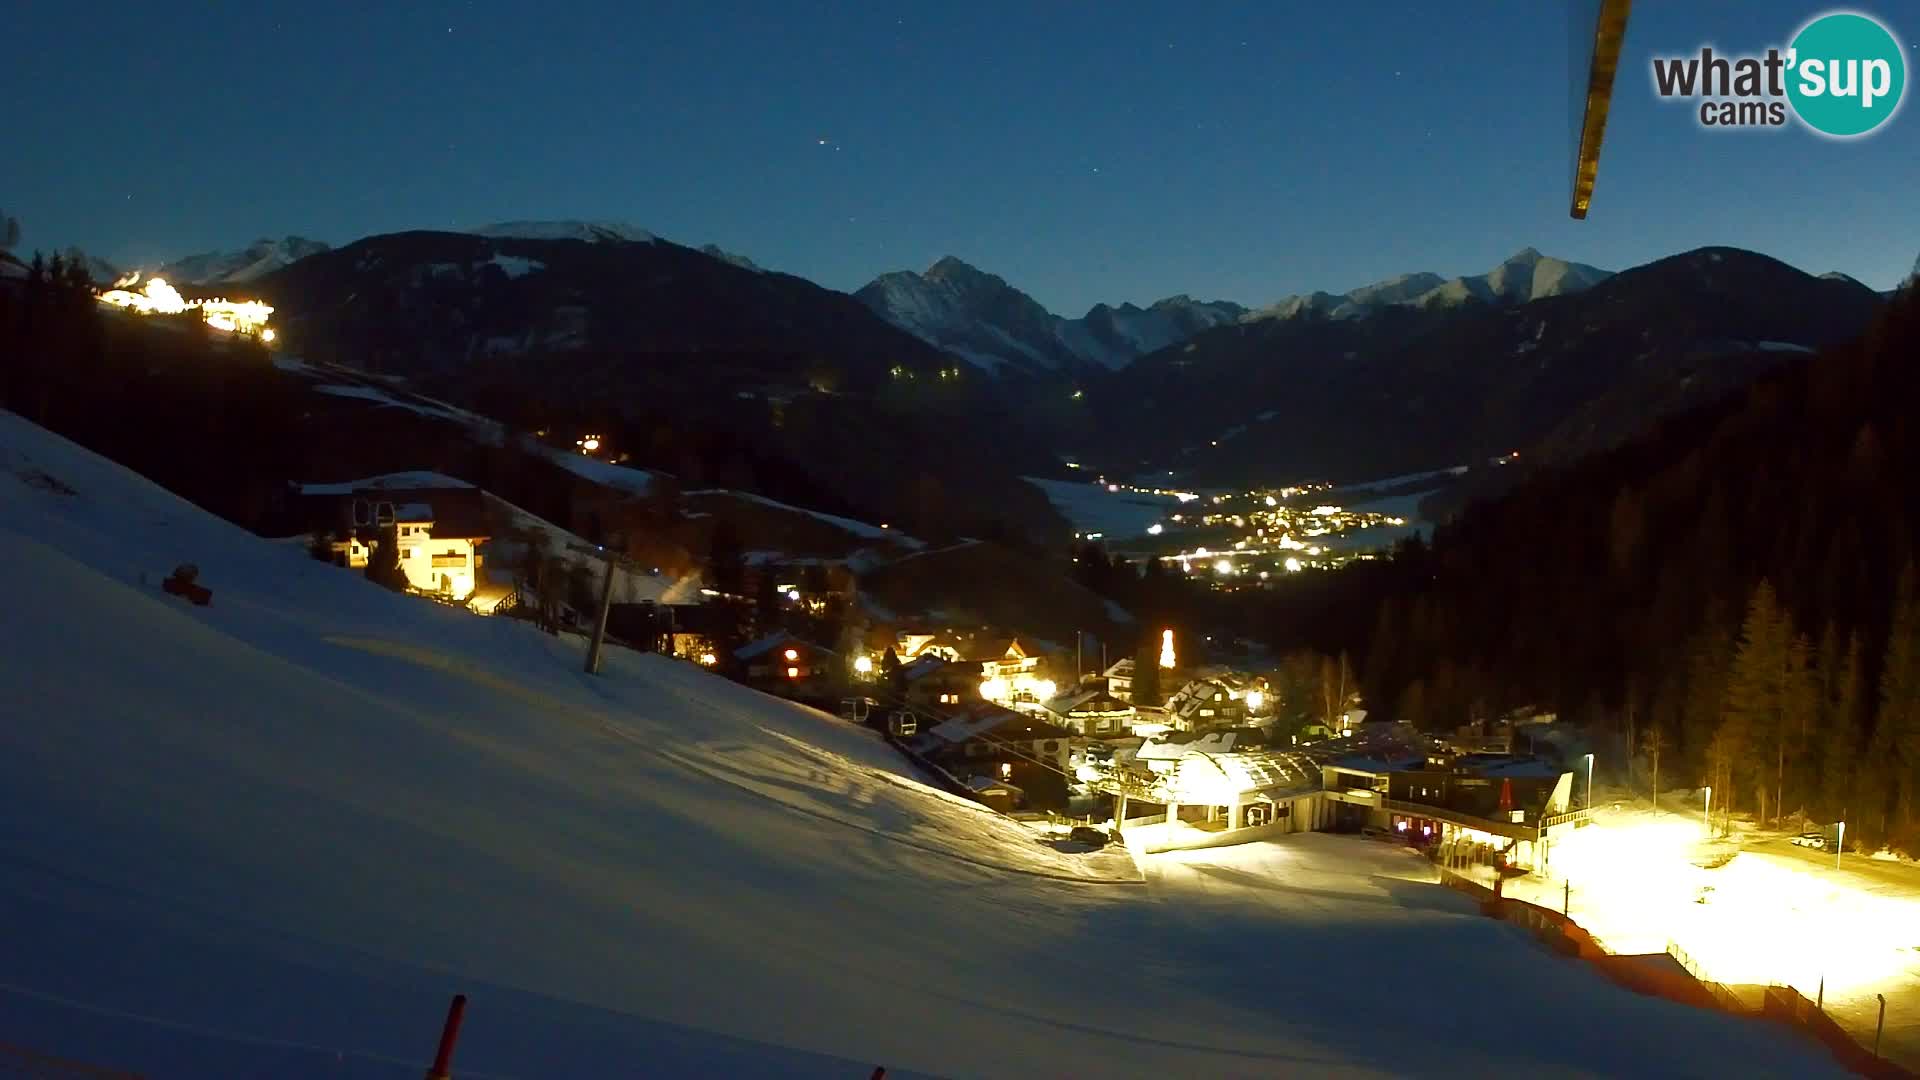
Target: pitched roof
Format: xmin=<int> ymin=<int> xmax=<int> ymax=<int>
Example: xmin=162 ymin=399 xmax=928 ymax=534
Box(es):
xmin=902 ymin=655 xmax=981 ymax=683
xmin=315 ymin=486 xmax=493 ymax=540
xmin=736 ymin=631 xmax=836 ymax=662
xmin=1043 ymin=687 xmax=1131 ymax=717
xmin=393 ymin=502 xmax=434 ymax=524
xmin=921 ymin=702 xmax=1071 ymax=747
xmin=1103 ymin=657 xmax=1135 ymax=678
xmin=1139 ymin=730 xmax=1246 ymax=761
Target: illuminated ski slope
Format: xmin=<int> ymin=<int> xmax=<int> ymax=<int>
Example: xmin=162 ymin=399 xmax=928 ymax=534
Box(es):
xmin=0 ymin=412 xmax=1846 ymax=1078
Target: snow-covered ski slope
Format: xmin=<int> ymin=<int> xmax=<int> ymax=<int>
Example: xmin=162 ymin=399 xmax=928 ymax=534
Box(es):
xmin=0 ymin=412 xmax=1843 ymax=1078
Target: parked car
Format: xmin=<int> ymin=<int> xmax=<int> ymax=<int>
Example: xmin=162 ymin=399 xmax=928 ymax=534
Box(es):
xmin=1790 ymin=832 xmax=1828 ymax=849
xmin=1067 ymin=826 xmax=1111 ymax=848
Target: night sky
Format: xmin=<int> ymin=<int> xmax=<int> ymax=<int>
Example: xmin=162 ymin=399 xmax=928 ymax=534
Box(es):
xmin=7 ymin=2 xmax=1916 ymax=313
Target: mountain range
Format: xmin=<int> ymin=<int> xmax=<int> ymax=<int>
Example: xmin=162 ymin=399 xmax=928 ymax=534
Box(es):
xmin=30 ymin=216 xmax=1911 ymax=533
xmin=855 ymin=257 xmax=1245 ymax=375
xmin=1074 ymin=247 xmax=1886 ymax=488
xmin=1244 ymin=248 xmax=1614 ymax=321
xmin=852 ymin=248 xmax=1615 ymax=375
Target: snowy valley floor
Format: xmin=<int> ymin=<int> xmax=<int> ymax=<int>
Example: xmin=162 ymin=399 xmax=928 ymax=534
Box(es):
xmin=0 ymin=413 xmax=1851 ymax=1078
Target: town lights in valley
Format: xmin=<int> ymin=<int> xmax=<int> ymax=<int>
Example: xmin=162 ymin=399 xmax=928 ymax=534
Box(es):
xmin=1284 ymin=557 xmax=1303 ymax=572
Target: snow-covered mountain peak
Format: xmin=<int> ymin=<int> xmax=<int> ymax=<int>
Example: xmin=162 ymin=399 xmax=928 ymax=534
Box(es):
xmin=1249 ymin=249 xmax=1612 ymax=324
xmin=856 ymin=260 xmax=1248 ymax=375
xmin=699 ymin=243 xmax=763 ymax=273
xmin=154 ymin=236 xmax=330 ymax=285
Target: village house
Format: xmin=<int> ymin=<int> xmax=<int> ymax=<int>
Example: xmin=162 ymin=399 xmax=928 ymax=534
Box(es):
xmin=1319 ymin=751 xmax=1577 ymax=872
xmin=1040 ymin=686 xmax=1135 ymax=738
xmin=966 ymin=637 xmax=1060 ymax=709
xmin=1102 ymin=657 xmax=1135 ymax=702
xmin=894 ymin=629 xmax=940 ymax=660
xmin=1164 ymin=673 xmax=1259 ymax=731
xmin=965 ymin=776 xmax=1024 ymax=813
xmin=311 ymin=484 xmax=491 ymax=602
xmin=909 ymin=702 xmax=1073 ymax=811
xmin=735 ymin=631 xmax=840 ymax=701
xmin=899 ymin=655 xmax=986 ymax=713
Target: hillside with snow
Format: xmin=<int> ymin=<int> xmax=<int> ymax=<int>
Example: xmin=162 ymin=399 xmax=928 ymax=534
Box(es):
xmin=0 ymin=413 xmax=1851 ymax=1078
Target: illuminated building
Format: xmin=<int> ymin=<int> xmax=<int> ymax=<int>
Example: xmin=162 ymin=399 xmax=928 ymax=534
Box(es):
xmin=95 ymin=274 xmax=276 ymax=340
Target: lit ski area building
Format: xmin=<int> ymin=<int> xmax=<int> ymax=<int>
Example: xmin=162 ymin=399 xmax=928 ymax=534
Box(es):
xmin=0 ymin=411 xmax=1854 ymax=1077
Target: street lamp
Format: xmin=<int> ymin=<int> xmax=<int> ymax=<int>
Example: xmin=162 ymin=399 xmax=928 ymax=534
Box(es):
xmin=1584 ymin=753 xmax=1595 ymax=811
xmin=1703 ymin=785 xmax=1712 ymax=836
xmin=1836 ymin=820 xmax=1846 ymax=870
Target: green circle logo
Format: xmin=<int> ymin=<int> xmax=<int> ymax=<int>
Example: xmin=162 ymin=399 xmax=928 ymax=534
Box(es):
xmin=1786 ymin=12 xmax=1906 ymax=137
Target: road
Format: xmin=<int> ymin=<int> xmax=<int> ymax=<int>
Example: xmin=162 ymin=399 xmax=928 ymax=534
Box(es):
xmin=1749 ymin=836 xmax=1920 ymax=895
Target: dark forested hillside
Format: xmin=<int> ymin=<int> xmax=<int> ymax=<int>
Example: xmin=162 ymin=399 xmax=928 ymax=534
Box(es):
xmin=1342 ymin=281 xmax=1920 ymax=850
xmin=250 ymin=230 xmax=1068 ymax=544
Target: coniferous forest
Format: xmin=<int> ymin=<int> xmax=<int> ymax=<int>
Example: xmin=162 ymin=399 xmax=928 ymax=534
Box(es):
xmin=1340 ymin=282 xmax=1920 ymax=852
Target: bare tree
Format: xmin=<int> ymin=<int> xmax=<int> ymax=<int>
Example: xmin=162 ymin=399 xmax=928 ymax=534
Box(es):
xmin=1641 ymin=722 xmax=1668 ymax=814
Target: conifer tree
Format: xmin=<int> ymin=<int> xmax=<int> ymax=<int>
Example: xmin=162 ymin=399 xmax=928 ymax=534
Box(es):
xmin=1724 ymin=580 xmax=1789 ymax=822
xmin=1880 ymin=563 xmax=1920 ymax=829
xmin=364 ymin=524 xmax=407 ymax=592
xmin=1821 ymin=632 xmax=1866 ymax=823
xmin=1132 ymin=639 xmax=1163 ymax=708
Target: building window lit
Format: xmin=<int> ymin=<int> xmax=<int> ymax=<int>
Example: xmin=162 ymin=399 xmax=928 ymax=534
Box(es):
xmin=783 ymin=648 xmax=799 ymax=661
xmin=786 ymin=666 xmax=800 ymax=679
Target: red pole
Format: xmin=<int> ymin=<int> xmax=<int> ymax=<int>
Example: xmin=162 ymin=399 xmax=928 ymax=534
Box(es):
xmin=426 ymin=994 xmax=467 ymax=1080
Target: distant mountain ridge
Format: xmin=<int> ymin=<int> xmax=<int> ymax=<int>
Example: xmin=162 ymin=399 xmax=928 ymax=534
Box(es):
xmin=155 ymin=237 xmax=331 ymax=285
xmin=855 ymin=256 xmax=1244 ymax=375
xmin=856 ymin=248 xmax=1611 ymax=375
xmin=1245 ymin=248 xmax=1613 ymax=322
xmin=468 ymin=220 xmax=657 ymax=244
xmin=1076 ymin=246 xmax=1886 ymax=488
